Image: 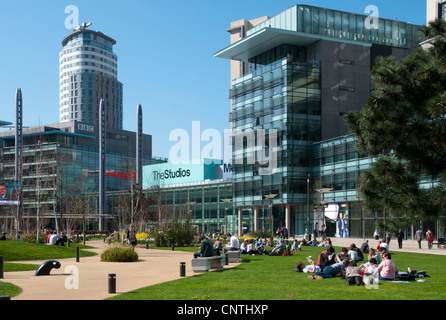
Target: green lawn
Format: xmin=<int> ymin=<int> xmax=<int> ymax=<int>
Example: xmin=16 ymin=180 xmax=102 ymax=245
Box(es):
xmin=0 ymin=240 xmax=97 ymax=298
xmin=0 ymin=240 xmax=96 ymax=262
xmin=108 ymin=246 xmax=446 ymax=300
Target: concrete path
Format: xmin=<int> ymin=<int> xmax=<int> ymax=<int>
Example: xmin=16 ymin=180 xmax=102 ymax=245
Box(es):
xmin=326 ymin=236 xmax=446 ymax=255
xmin=1 ymin=241 xmax=238 ymax=300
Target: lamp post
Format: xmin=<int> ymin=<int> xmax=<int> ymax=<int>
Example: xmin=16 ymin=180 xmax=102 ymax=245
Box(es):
xmin=221 ymin=198 xmax=232 ymax=234
xmin=187 ymin=201 xmax=196 ymax=218
xmin=264 ymin=194 xmax=278 ymax=233
xmin=307 ymin=174 xmax=311 ymax=241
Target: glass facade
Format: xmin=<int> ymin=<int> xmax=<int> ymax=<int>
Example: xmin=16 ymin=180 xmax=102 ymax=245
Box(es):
xmin=0 ymin=129 xmax=154 ymax=230
xmin=231 ymin=44 xmax=321 ymax=209
xmin=312 ymin=135 xmax=446 ymax=239
xmin=248 ymin=5 xmax=424 ymax=49
xmin=140 ymin=181 xmax=235 ymax=235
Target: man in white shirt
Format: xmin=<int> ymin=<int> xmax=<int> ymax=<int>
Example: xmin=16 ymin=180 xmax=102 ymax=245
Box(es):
xmin=223 ymin=233 xmax=240 ymax=254
xmin=48 ymin=231 xmax=62 ymax=245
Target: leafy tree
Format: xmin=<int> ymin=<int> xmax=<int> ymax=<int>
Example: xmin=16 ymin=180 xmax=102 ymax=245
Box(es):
xmin=345 ymin=19 xmax=446 ymax=226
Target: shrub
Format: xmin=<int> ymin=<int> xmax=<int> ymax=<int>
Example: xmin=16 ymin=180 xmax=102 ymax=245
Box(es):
xmin=101 ymin=246 xmax=139 ymax=262
xmin=248 ymin=230 xmax=273 ymax=239
xmin=151 ymin=217 xmax=196 ymax=247
xmin=21 ymin=232 xmax=46 ymax=244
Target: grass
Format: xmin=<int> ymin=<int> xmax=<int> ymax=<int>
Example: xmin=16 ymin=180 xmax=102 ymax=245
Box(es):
xmin=0 ymin=240 xmax=96 ymax=262
xmin=108 ymin=246 xmax=446 ymax=300
xmin=0 ymin=281 xmax=22 ymax=298
xmin=0 ymin=240 xmax=97 ymax=298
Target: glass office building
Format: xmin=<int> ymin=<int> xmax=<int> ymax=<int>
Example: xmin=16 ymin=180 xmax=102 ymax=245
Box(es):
xmin=215 ymin=4 xmax=425 ymax=237
xmin=136 ymin=161 xmax=235 ymax=234
xmin=0 ymin=121 xmax=155 ymax=231
xmin=312 ymin=134 xmax=445 ymax=239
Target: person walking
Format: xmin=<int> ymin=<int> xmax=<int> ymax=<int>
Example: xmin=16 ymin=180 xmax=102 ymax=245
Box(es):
xmin=396 ymin=229 xmax=404 ymax=249
xmin=127 ymin=225 xmax=137 ymax=250
xmin=385 ymin=230 xmax=391 ymax=247
xmin=415 ymin=228 xmax=423 ymax=249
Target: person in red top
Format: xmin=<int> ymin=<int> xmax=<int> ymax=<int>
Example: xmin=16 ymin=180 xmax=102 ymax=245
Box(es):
xmin=426 ymin=228 xmax=434 ymax=250
xmin=317 ymin=246 xmax=335 ymax=270
xmin=46 ymin=230 xmax=52 ymax=243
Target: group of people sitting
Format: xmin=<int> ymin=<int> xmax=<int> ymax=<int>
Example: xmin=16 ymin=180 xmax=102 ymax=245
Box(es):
xmin=194 ymin=234 xmax=266 ymax=258
xmin=194 ymin=234 xmax=335 ymax=259
xmin=193 ymin=234 xmax=399 ymax=286
xmin=44 ymin=229 xmax=68 ymax=246
xmin=295 ymin=241 xmax=399 ymax=285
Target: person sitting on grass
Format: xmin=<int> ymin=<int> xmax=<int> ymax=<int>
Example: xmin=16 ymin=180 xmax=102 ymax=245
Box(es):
xmin=318 ymin=237 xmax=332 ymax=247
xmin=240 ymin=239 xmax=249 ymax=254
xmin=48 ymin=230 xmax=62 ymax=246
xmin=55 ymin=231 xmax=67 ymax=246
xmin=345 ymin=260 xmax=363 ymax=286
xmin=348 ymin=244 xmax=359 ymax=263
xmin=308 ymin=236 xmax=319 ymax=246
xmin=247 ymin=239 xmax=259 ymax=255
xmin=335 ymin=247 xmax=349 ymax=263
xmin=374 ymin=252 xmax=398 ymax=281
xmin=363 ymin=257 xmax=379 ymax=276
xmin=308 ymin=259 xmax=349 ymax=280
xmin=282 ymin=239 xmax=293 ymax=256
xmin=255 ymin=239 xmax=265 ymax=255
xmin=268 ymin=239 xmax=286 ymax=256
xmin=317 ymin=246 xmax=336 ymax=270
xmin=368 ymin=248 xmax=381 ymax=264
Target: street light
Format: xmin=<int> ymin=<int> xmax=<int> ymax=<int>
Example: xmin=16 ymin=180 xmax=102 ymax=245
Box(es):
xmin=264 ymin=194 xmax=278 ymax=232
xmin=221 ymin=198 xmax=232 ymax=234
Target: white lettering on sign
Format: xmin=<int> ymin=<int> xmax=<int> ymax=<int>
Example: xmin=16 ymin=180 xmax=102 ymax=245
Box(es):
xmin=77 ymin=123 xmax=95 ymax=133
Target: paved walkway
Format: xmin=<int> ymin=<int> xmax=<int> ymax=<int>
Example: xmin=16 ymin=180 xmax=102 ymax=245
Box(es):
xmin=328 ymin=237 xmax=446 ymax=255
xmin=1 ymin=241 xmax=239 ymax=300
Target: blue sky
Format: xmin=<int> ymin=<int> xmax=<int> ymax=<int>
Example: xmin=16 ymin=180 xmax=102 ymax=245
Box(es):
xmin=0 ymin=0 xmax=427 ymax=159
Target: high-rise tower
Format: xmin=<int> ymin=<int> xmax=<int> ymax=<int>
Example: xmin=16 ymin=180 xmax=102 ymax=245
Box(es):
xmin=59 ymin=23 xmax=123 ymax=129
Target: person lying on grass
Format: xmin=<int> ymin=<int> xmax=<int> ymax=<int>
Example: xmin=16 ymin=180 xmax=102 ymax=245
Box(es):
xmin=294 ymin=257 xmax=321 ymax=274
xmin=308 ymin=259 xmax=349 ymax=280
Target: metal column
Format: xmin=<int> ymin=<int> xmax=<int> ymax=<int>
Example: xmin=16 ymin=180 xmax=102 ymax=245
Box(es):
xmin=15 ymin=89 xmax=23 ymax=238
xmin=99 ymin=99 xmax=106 ymax=230
xmin=136 ymin=104 xmax=143 ymax=188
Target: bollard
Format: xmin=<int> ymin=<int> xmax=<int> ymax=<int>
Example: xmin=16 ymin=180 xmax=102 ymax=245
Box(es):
xmin=224 ymin=253 xmax=229 ymax=266
xmin=67 ymin=239 xmax=70 ymax=248
xmin=146 ymin=241 xmax=149 ymax=250
xmin=0 ymin=256 xmax=4 ymax=279
xmin=108 ymin=274 xmax=116 ymax=294
xmin=76 ymin=233 xmax=79 ymax=243
xmin=76 ymin=246 xmax=80 ymax=263
xmin=171 ymin=243 xmax=175 ymax=251
xmin=180 ymin=262 xmax=186 ymax=277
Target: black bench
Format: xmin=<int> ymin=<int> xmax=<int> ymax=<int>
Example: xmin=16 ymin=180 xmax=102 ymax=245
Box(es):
xmin=35 ymin=260 xmax=61 ymax=276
